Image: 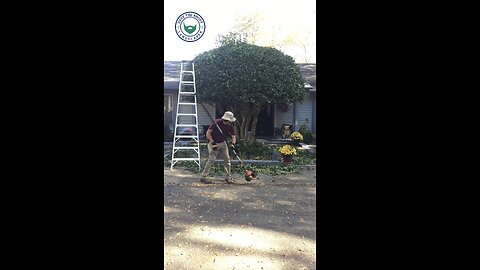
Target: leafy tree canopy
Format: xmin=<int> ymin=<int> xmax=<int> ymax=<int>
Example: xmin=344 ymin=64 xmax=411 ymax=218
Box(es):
xmin=194 ymin=42 xmax=305 ymax=140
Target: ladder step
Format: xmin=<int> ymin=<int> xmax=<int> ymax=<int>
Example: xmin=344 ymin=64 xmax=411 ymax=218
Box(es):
xmin=175 ymin=135 xmax=199 ymax=138
xmin=180 ymin=81 xmax=195 ymax=84
xmin=172 ymin=158 xmax=200 ymax=161
xmin=177 ymin=113 xmax=197 ymax=116
xmin=176 ymin=124 xmax=197 ymax=127
xmin=181 ymin=71 xmax=194 ymax=74
xmin=179 ymin=92 xmax=196 ymax=95
xmin=178 ymin=102 xmax=196 ymax=105
xmin=173 ymin=147 xmax=199 ymax=149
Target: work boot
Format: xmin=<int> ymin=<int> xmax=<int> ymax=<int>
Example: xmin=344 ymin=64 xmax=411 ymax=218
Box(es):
xmin=200 ymin=177 xmax=212 ymax=184
xmin=224 ymin=176 xmax=234 ymax=184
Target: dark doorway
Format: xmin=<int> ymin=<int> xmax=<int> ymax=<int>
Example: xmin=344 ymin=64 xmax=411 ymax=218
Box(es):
xmin=256 ymin=104 xmax=274 ymax=137
xmin=215 ymin=105 xmax=274 ymax=137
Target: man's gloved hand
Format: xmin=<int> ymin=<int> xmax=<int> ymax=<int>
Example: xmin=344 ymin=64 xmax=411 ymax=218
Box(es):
xmin=229 ymin=143 xmax=236 ymax=149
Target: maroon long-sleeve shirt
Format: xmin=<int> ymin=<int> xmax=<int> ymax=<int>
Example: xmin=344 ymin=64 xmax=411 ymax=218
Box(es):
xmin=208 ymin=119 xmax=236 ymax=143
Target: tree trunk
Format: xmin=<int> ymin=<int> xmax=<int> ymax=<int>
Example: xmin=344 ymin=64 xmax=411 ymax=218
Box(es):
xmin=239 ymin=109 xmax=250 ymax=140
xmin=224 ymin=103 xmax=269 ymax=141
xmin=249 ymin=106 xmax=261 ymax=141
xmin=244 ymin=110 xmax=253 ymax=141
xmin=231 ymin=104 xmax=242 ymax=140
xmin=217 ymin=103 xmax=244 ymax=140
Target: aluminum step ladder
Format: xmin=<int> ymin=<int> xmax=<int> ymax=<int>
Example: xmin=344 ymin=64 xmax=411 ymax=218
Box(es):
xmin=170 ymin=60 xmax=201 ymax=171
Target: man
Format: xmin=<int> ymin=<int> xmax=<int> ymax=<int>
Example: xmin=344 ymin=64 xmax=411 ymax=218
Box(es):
xmin=200 ymin=111 xmax=237 ymax=184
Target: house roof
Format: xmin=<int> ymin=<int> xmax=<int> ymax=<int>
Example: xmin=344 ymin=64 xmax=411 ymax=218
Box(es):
xmin=297 ymin=63 xmax=316 ymax=90
xmin=164 ymin=61 xmax=316 ymax=90
xmin=164 ymin=61 xmax=182 ymax=83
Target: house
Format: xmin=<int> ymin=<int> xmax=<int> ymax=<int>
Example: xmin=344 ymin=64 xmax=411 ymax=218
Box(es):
xmin=164 ymin=61 xmax=316 ymax=138
xmin=164 ymin=61 xmax=216 ymax=136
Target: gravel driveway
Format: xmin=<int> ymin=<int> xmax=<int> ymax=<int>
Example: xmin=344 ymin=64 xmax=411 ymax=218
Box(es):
xmin=164 ymin=168 xmax=317 ymax=269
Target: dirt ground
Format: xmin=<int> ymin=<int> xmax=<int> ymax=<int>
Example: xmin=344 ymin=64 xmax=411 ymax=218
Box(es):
xmin=164 ymin=168 xmax=317 ymax=269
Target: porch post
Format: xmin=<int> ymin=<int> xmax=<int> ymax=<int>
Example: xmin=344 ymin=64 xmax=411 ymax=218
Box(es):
xmin=292 ymin=102 xmax=297 ymax=131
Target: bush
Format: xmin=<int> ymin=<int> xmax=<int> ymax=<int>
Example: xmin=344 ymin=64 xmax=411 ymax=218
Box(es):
xmin=299 ymin=119 xmax=316 ymax=144
xmin=294 ymin=149 xmax=316 ymax=165
xmin=234 ymin=140 xmax=275 ymax=160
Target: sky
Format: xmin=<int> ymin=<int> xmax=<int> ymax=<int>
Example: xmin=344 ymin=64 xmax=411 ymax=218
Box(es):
xmin=164 ymin=0 xmax=316 ymax=63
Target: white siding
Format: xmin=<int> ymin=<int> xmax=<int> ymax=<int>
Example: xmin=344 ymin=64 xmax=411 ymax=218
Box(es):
xmin=296 ymin=93 xmax=313 ymax=130
xmin=275 ymin=104 xmax=294 ymax=128
xmin=274 ymin=93 xmax=314 ymax=131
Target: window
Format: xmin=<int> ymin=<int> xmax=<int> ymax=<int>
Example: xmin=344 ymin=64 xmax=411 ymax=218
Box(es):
xmin=164 ymin=95 xmax=173 ymax=132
